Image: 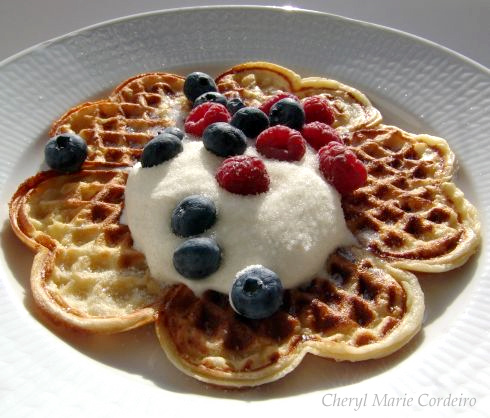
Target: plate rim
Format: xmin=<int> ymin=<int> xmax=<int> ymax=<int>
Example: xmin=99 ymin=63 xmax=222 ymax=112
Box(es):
xmin=0 ymin=5 xmax=488 ymax=74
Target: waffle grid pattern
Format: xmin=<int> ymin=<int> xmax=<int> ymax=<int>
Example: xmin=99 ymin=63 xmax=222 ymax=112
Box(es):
xmin=343 ymin=127 xmax=480 ymax=271
xmin=13 ymin=170 xmax=162 ymax=327
xmin=156 ymin=247 xmax=422 ymax=386
xmin=9 ymin=62 xmax=479 ymax=386
xmin=215 ymin=62 xmax=382 ymax=133
xmin=50 ymin=73 xmax=188 ymax=167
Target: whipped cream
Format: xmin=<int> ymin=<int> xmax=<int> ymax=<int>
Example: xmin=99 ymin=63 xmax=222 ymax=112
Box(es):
xmin=124 ymin=140 xmax=354 ymax=295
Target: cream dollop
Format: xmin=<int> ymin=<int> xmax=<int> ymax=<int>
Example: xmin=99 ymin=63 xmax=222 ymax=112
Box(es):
xmin=124 ymin=140 xmax=354 ymax=295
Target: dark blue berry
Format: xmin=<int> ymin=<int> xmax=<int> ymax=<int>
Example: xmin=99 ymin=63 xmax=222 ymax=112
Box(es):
xmin=171 ymin=195 xmax=217 ymax=237
xmin=230 ymin=107 xmax=269 ymax=138
xmin=173 ymin=237 xmax=221 ymax=279
xmin=226 ymin=98 xmax=246 ymax=115
xmin=162 ymin=126 xmax=184 ymax=140
xmin=269 ymin=98 xmax=305 ymax=130
xmin=230 ymin=266 xmax=283 ymax=319
xmin=183 ymin=72 xmax=218 ymax=102
xmin=203 ymin=122 xmax=247 ymax=157
xmin=45 ymin=133 xmax=87 ymax=173
xmin=193 ymin=92 xmax=228 ymax=108
xmin=141 ymin=133 xmax=183 ymax=168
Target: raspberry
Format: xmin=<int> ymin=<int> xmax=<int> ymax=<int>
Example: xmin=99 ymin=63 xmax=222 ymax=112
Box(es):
xmin=256 ymin=125 xmax=306 ymax=162
xmin=318 ymin=142 xmax=367 ymax=195
xmin=259 ymin=92 xmax=299 ymax=115
xmin=184 ymin=102 xmax=230 ymax=136
xmin=216 ymin=155 xmax=270 ymax=195
xmin=302 ymin=96 xmax=335 ymax=125
xmin=301 ymin=121 xmax=343 ymax=151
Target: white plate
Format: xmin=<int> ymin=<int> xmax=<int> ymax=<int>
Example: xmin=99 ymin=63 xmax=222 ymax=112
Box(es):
xmin=0 ymin=6 xmax=488 ymax=417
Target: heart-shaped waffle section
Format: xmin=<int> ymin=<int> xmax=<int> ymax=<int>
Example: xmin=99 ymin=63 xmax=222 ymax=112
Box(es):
xmin=9 ymin=170 xmax=163 ymax=333
xmin=49 ymin=73 xmax=188 ymax=167
xmin=215 ymin=62 xmax=382 ymax=133
xmin=343 ymin=126 xmax=480 ymax=272
xmin=155 ymin=247 xmax=424 ymax=387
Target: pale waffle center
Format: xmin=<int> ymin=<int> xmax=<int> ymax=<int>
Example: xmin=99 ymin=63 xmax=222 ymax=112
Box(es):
xmin=25 ymin=171 xmax=162 ymax=316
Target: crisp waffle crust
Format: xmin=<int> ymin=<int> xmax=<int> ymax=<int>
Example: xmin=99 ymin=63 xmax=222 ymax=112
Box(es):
xmin=156 ymin=247 xmax=424 ymax=387
xmin=8 ymin=62 xmax=480 ymax=387
xmin=10 ymin=170 xmax=163 ymax=333
xmin=50 ymin=73 xmax=188 ymax=167
xmin=343 ymin=126 xmax=480 ymax=272
xmin=216 ymin=61 xmax=382 ymax=133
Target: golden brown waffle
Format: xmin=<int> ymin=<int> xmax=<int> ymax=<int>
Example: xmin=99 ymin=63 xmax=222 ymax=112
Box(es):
xmin=9 ymin=170 xmax=163 ymax=333
xmin=155 ymin=247 xmax=424 ymax=387
xmin=215 ymin=62 xmax=382 ymax=133
xmin=343 ymin=126 xmax=480 ymax=272
xmin=9 ymin=63 xmax=482 ymax=388
xmin=50 ymin=72 xmax=188 ymax=167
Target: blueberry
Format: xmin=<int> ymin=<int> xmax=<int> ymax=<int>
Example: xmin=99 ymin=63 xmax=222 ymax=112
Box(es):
xmin=141 ymin=133 xmax=183 ymax=168
xmin=173 ymin=237 xmax=221 ymax=279
xmin=230 ymin=107 xmax=269 ymax=138
xmin=183 ymin=72 xmax=218 ymax=102
xmin=162 ymin=126 xmax=184 ymax=140
xmin=203 ymin=122 xmax=247 ymax=157
xmin=226 ymin=98 xmax=246 ymax=115
xmin=171 ymin=195 xmax=217 ymax=237
xmin=230 ymin=265 xmax=283 ymax=319
xmin=193 ymin=92 xmax=228 ymax=108
xmin=269 ymin=98 xmax=305 ymax=130
xmin=45 ymin=133 xmax=88 ymax=173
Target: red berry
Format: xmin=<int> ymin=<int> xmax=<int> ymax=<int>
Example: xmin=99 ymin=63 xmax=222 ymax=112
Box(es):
xmin=318 ymin=142 xmax=367 ymax=195
xmin=216 ymin=155 xmax=270 ymax=195
xmin=301 ymin=121 xmax=343 ymax=151
xmin=302 ymin=96 xmax=335 ymax=125
xmin=256 ymin=125 xmax=306 ymax=162
xmin=259 ymin=92 xmax=299 ymax=115
xmin=184 ymin=102 xmax=230 ymax=136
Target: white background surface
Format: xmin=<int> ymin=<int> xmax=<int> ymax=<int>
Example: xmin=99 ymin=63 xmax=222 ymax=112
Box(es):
xmin=0 ymin=0 xmax=489 ymax=68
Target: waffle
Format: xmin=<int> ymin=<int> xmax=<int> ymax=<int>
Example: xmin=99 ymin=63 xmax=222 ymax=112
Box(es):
xmin=155 ymin=246 xmax=424 ymax=387
xmin=342 ymin=126 xmax=480 ymax=272
xmin=8 ymin=63 xmax=481 ymax=388
xmin=215 ymin=62 xmax=382 ymax=133
xmin=9 ymin=170 xmax=163 ymax=333
xmin=49 ymin=72 xmax=188 ymax=167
